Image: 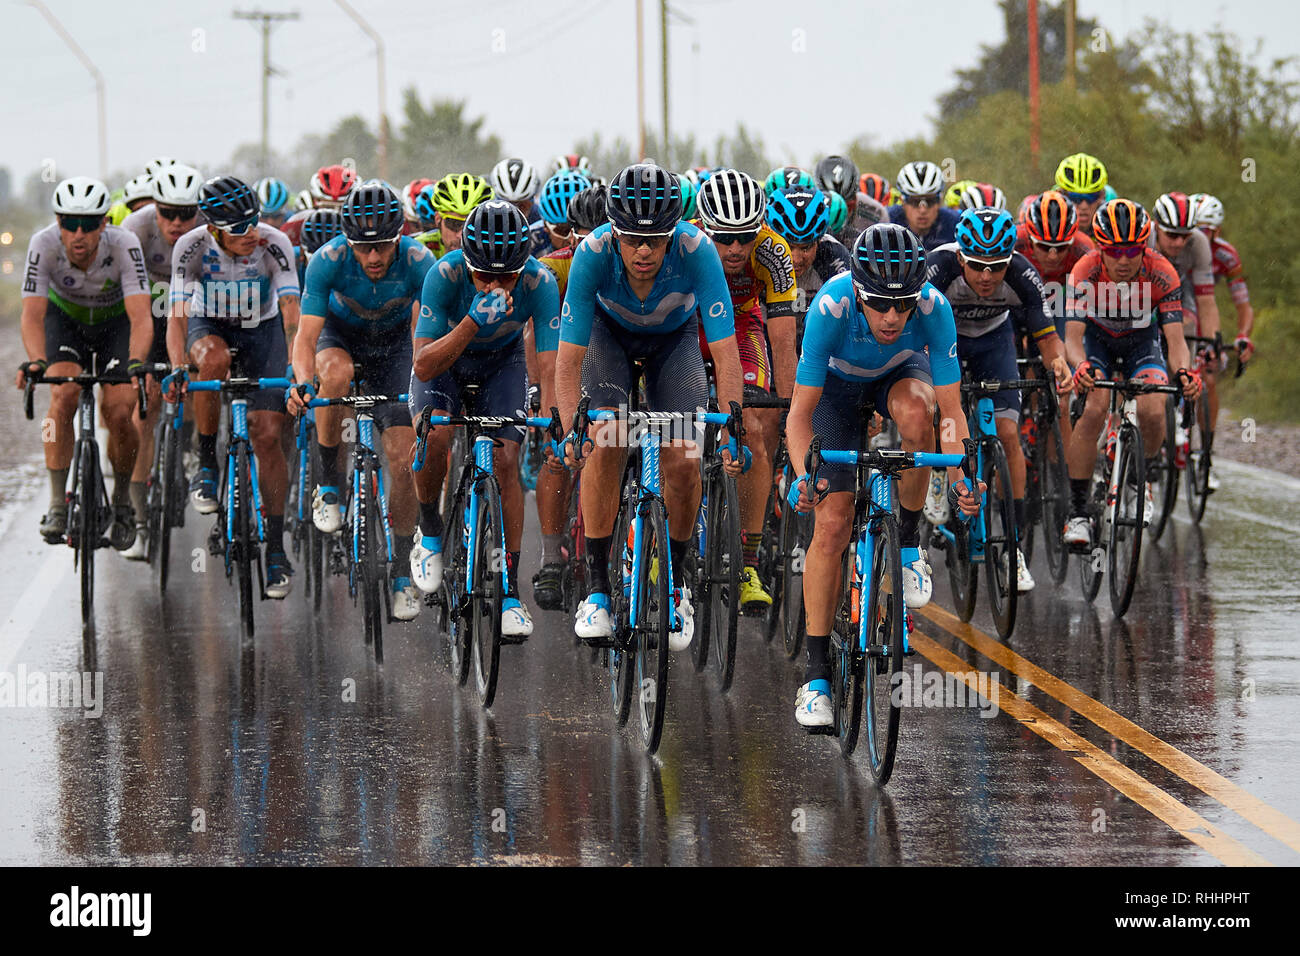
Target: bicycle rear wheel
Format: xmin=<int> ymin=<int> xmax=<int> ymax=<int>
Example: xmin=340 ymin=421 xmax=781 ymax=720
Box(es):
xmin=946 ymin=513 xmax=978 ymax=623
xmin=1148 ymin=395 xmax=1178 ymax=542
xmin=472 ymin=477 xmax=504 ymax=706
xmin=444 ymin=476 xmax=472 ymax=685
xmin=1108 ymin=426 xmax=1145 ymax=617
xmin=862 ymin=514 xmax=904 ymax=784
xmin=233 ymin=444 xmax=256 ymax=637
xmin=608 ymin=478 xmax=636 ymax=725
xmin=982 ymin=440 xmax=1018 ymax=639
xmin=635 ymin=498 xmax=672 ymax=754
xmin=1185 ymin=390 xmax=1212 ymax=523
xmin=359 ymin=459 xmax=385 ymax=663
xmin=1037 ymin=415 xmax=1070 ymax=585
xmin=705 ymin=469 xmax=740 ymax=692
xmin=759 ymin=478 xmax=783 ymax=645
xmin=780 ymin=505 xmax=809 ymax=660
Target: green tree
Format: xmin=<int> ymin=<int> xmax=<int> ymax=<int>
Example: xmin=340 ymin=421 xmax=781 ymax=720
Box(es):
xmin=393 ymin=89 xmax=503 ymax=184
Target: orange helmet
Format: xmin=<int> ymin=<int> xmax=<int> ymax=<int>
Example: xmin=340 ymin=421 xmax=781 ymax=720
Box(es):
xmin=1025 ymin=190 xmax=1078 ymax=244
xmin=858 ymin=172 xmax=891 ymax=205
xmin=1092 ymin=199 xmax=1151 ymax=246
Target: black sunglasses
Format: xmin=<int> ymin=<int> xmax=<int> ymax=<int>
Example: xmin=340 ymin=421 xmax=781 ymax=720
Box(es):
xmin=613 ymin=229 xmax=672 ymax=250
xmin=440 ymin=216 xmax=466 ymax=233
xmin=59 ymin=214 xmax=104 ymax=233
xmin=708 ymin=229 xmax=760 ymax=246
xmin=857 ymin=290 xmax=920 ymax=314
xmin=157 ymin=204 xmax=199 ymax=221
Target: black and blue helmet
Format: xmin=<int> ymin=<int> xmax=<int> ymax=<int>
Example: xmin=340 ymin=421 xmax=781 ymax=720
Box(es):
xmin=955 ymin=208 xmax=1017 ymax=259
xmin=607 ymin=163 xmax=681 ymax=234
xmin=199 ymin=175 xmax=259 ymax=229
xmin=341 ymin=181 xmax=405 ymax=241
xmin=300 ymin=208 xmax=345 ymax=254
xmin=538 ymin=170 xmax=592 ymax=225
xmin=462 ymin=199 xmax=532 ymax=273
xmin=567 ymin=184 xmax=609 ymax=231
xmin=851 ymin=223 xmax=928 ymax=296
xmin=766 ymin=187 xmax=829 ymax=245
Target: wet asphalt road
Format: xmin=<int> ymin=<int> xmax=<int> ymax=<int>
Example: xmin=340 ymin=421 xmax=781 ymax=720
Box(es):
xmin=0 ymin=457 xmax=1297 ymax=866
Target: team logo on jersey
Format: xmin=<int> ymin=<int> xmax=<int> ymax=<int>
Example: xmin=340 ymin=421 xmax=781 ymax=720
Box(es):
xmin=268 ymin=242 xmax=290 ymax=272
xmin=678 ymin=230 xmax=707 ymax=253
xmin=584 ymin=231 xmax=612 ymax=254
xmin=754 ymin=236 xmax=794 ymax=295
xmin=916 ymin=285 xmax=941 ymax=316
xmin=818 ymin=294 xmax=852 ymax=319
xmin=437 ymin=259 xmax=463 ymax=282
xmin=519 ymin=269 xmax=547 ymax=292
xmin=23 ymin=251 xmax=39 ymax=293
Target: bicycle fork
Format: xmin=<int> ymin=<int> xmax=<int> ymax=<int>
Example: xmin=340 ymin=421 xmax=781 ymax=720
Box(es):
xmin=227 ymin=399 xmax=266 ymax=550
xmin=462 ymin=435 xmax=507 ymax=599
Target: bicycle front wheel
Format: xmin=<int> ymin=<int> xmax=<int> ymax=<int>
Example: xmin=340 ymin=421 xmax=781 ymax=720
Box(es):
xmin=158 ymin=418 xmax=184 ymax=593
xmin=862 ymin=514 xmax=904 ymax=784
xmin=1148 ymin=394 xmax=1179 ymax=542
xmin=472 ymin=477 xmax=504 ymax=707
xmin=76 ymin=438 xmax=99 ymax=638
xmin=759 ymin=478 xmax=783 ymax=645
xmin=608 ymin=478 xmax=637 ymax=724
xmin=1038 ymin=415 xmax=1071 ymax=585
xmin=706 ymin=469 xmax=740 ymax=692
xmin=1185 ymin=389 xmax=1212 ymax=523
xmin=635 ymin=498 xmax=671 ymax=754
xmin=982 ymin=439 xmax=1018 ymax=639
xmin=233 ymin=444 xmax=256 ymax=637
xmin=1108 ymin=426 xmax=1145 ymax=617
xmin=359 ymin=459 xmax=386 ymax=663
xmin=780 ymin=504 xmax=809 ymax=660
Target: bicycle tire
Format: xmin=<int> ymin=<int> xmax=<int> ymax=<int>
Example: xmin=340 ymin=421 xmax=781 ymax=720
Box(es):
xmin=1078 ymin=470 xmax=1105 ymax=603
xmin=609 ymin=475 xmax=636 ymax=725
xmin=471 ymin=477 xmax=504 ymax=706
xmin=982 ymin=439 xmax=1018 ymax=639
xmin=145 ymin=421 xmax=165 ymax=567
xmin=780 ymin=505 xmax=808 ymax=660
xmin=1185 ymin=389 xmax=1212 ymax=523
xmin=946 ymin=511 xmax=978 ymax=623
xmin=360 ymin=458 xmax=385 ymax=663
xmin=1149 ymin=395 xmax=1179 ymax=542
xmin=1020 ymin=427 xmax=1039 ymax=565
xmin=832 ymin=540 xmax=863 ymax=758
xmin=706 ymin=469 xmax=740 ymax=692
xmin=862 ymin=512 xmax=904 ymax=784
xmin=444 ymin=471 xmax=472 ymax=686
xmin=1039 ymin=414 xmax=1071 ymax=585
xmin=688 ymin=480 xmax=710 ymax=674
xmin=77 ymin=437 xmax=98 ymax=639
xmin=760 ymin=478 xmax=783 ymax=646
xmin=1108 ymin=426 xmax=1145 ymax=617
xmin=234 ymin=443 xmax=256 ymax=637
xmin=158 ymin=416 xmax=184 ymax=593
xmin=635 ymin=497 xmax=671 ymax=754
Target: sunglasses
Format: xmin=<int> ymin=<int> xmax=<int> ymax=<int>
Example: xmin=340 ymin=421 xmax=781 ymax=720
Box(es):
xmin=613 ymin=229 xmax=673 ymax=250
xmin=157 ymin=204 xmax=199 ymax=221
xmin=961 ymin=254 xmax=1011 ymax=273
xmin=1031 ymin=239 xmax=1072 ymax=253
xmin=347 ymin=237 xmax=399 ymax=254
xmin=1159 ymin=227 xmax=1192 ymax=239
xmin=707 ymin=229 xmax=760 ymax=246
xmin=213 ymin=215 xmax=259 ymax=236
xmin=440 ymin=216 xmax=466 ymax=233
xmin=1064 ymin=190 xmax=1104 ymax=204
xmin=58 ymin=214 xmax=104 ymax=233
xmin=857 ymin=290 xmax=919 ymax=315
xmin=903 ymin=195 xmax=941 ymax=209
xmin=470 ymin=268 xmax=523 ymax=284
xmin=548 ymin=222 xmax=574 ymax=238
xmin=1100 ymin=244 xmax=1145 ymax=259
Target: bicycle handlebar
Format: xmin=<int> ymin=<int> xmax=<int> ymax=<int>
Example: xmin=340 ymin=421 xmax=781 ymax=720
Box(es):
xmin=307 ymin=393 xmax=410 ymax=409
xmin=411 ymin=405 xmax=564 ymax=473
xmin=186 ymin=376 xmax=294 ymax=394
xmin=1090 ymin=378 xmax=1184 ymax=396
xmin=741 ymin=393 xmax=790 ymax=409
xmin=23 ymin=361 xmax=169 ymax=422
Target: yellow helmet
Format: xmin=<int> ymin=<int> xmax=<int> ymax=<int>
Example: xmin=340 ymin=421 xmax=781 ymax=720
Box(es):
xmin=1054 ymin=153 xmax=1108 ymax=194
xmin=430 ymin=173 xmax=494 ymax=219
xmin=944 ymin=179 xmax=977 ymax=208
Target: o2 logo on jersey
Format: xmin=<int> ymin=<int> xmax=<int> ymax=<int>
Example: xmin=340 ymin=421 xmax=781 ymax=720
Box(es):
xmin=708 ymin=301 xmax=726 ymax=319
xmin=549 ymin=315 xmax=560 ymax=330
xmin=561 ymin=300 xmax=573 ymax=325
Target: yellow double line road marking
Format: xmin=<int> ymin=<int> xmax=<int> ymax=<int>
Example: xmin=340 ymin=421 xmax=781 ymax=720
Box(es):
xmin=915 ymin=603 xmax=1300 ymax=861
xmin=910 ymin=633 xmax=1269 ymax=866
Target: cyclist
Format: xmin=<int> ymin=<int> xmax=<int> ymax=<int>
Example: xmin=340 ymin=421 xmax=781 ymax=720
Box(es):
xmin=1016 ymin=191 xmax=1094 ymax=289
xmin=112 ymin=174 xmax=155 ymax=225
xmin=280 ymin=165 xmax=358 ymax=251
xmin=531 ymin=185 xmax=608 ymax=609
xmin=550 ymin=154 xmax=592 ymax=177
xmin=944 ymin=179 xmax=978 ymax=208
xmin=925 ymin=208 xmax=1072 ymax=591
xmin=694 ymin=169 xmax=797 ymax=612
xmin=167 ymin=175 xmax=301 ymax=598
xmin=120 ymin=163 xmax=204 ymax=558
xmin=890 ymin=161 xmax=961 ymax=251
xmin=1053 ymin=153 xmax=1108 ymax=239
xmin=1063 ymin=200 xmax=1201 ymax=549
xmin=763 ymin=165 xmax=816 ymax=198
xmin=295 ymin=208 xmax=345 ymax=284
xmin=287 ymin=182 xmax=432 ymax=621
xmin=412 ymin=173 xmax=493 ymax=260
xmin=531 ymin=169 xmax=591 ymax=256
xmin=765 ymin=186 xmax=851 ymax=347
xmin=858 ymin=172 xmax=894 ymax=207
xmin=401 ymin=178 xmax=435 ymax=235
xmin=957 ymin=182 xmax=1007 ymax=211
xmin=555 ymin=163 xmax=745 ymax=650
xmin=489 ymin=157 xmax=542 ymax=223
xmin=407 ymin=199 xmax=560 ymax=639
xmin=255 ymin=177 xmax=293 ymax=229
xmin=786 ymin=223 xmax=982 ymax=728
xmin=816 ymin=154 xmax=888 ymax=247
xmin=17 ymin=176 xmax=154 ymax=549
xmin=1149 ymin=192 xmax=1223 ymax=487
xmin=1193 ymin=194 xmax=1255 ymax=363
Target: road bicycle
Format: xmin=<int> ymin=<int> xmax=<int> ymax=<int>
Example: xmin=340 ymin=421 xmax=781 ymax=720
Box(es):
xmin=144 ymin=367 xmax=188 ymax=593
xmin=1016 ymin=357 xmax=1070 ymax=585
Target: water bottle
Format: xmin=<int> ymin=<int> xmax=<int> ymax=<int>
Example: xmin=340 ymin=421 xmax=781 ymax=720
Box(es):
xmin=1174 ymin=425 xmax=1189 ymax=468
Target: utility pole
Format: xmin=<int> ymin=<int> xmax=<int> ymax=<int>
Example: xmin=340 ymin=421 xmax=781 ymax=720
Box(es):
xmin=661 ymin=4 xmax=694 ymax=168
xmin=1028 ymin=0 xmax=1041 ymax=178
xmin=233 ymin=9 xmax=300 ymax=176
xmin=636 ymin=0 xmax=645 ymax=161
xmin=25 ymin=0 xmax=107 ymax=178
xmin=1065 ymin=0 xmax=1076 ymax=92
xmin=334 ymin=0 xmax=388 ymax=181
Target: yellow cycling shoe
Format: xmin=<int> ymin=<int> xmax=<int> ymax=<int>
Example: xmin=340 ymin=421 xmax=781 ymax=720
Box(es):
xmin=739 ymin=566 xmax=772 ymax=613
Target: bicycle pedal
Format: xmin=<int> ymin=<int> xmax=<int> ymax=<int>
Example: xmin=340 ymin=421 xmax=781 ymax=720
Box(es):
xmin=578 ymin=634 xmax=614 ymax=649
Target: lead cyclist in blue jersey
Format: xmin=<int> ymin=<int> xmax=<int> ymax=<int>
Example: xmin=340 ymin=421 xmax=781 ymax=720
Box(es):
xmin=785 ymin=223 xmax=982 ymax=729
xmin=555 ymin=163 xmax=746 ymax=650
xmin=407 ymin=199 xmax=561 ymax=639
xmin=288 ymin=182 xmax=435 ymax=621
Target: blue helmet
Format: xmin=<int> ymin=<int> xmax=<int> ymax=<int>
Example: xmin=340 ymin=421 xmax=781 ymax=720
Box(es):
xmin=199 ymin=175 xmax=259 ymax=230
xmin=955 ymin=208 xmax=1017 ymax=259
xmin=255 ymin=177 xmax=291 ymax=216
xmin=851 ymin=223 xmax=928 ymax=296
xmin=414 ymin=184 xmax=439 ymax=229
xmin=607 ymin=163 xmax=681 ymax=234
xmin=538 ymin=170 xmax=592 ymax=225
xmin=299 ymin=208 xmax=344 ymax=254
xmin=462 ymin=199 xmax=532 ymax=273
xmin=341 ymin=181 xmax=404 ymax=241
xmin=766 ymin=187 xmax=829 ymax=245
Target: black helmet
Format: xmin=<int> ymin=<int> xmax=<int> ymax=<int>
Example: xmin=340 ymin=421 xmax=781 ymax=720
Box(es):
xmin=607 ymin=163 xmax=681 ymax=234
xmin=815 ymin=155 xmax=860 ymax=202
xmin=568 ymin=184 xmax=609 ymax=231
xmin=851 ymin=223 xmax=928 ymax=296
xmin=198 ymin=175 xmax=259 ymax=230
xmin=300 ymin=208 xmax=345 ymax=254
xmin=341 ymin=181 xmax=404 ymax=241
xmin=461 ymin=199 xmax=532 ymax=273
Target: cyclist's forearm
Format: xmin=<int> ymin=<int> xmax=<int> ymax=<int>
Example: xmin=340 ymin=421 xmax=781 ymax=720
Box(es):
xmin=1163 ymin=325 xmax=1192 ymax=373
xmin=555 ymin=342 xmax=587 ymax=428
xmin=1196 ymin=294 xmax=1221 ymax=339
xmin=538 ymin=350 xmax=558 ymax=421
xmin=768 ymin=314 xmax=797 ymax=398
xmin=1235 ymin=301 xmax=1254 ymax=339
xmin=125 ymin=295 xmax=152 ymax=363
xmin=166 ymin=304 xmax=189 ymax=369
xmin=934 ymin=382 xmax=972 ymax=478
xmin=1064 ymin=321 xmax=1086 ymax=368
xmin=786 ymin=384 xmax=820 ymax=478
xmin=280 ymin=296 xmax=301 ymax=354
xmin=412 ymin=320 xmax=476 ymax=382
xmin=20 ymin=298 xmax=46 ymax=362
xmin=709 ymin=341 xmax=745 ymax=422
xmin=292 ymin=313 xmax=325 ymax=384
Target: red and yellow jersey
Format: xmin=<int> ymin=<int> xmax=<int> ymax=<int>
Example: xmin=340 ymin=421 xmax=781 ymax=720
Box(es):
xmin=1067 ymin=248 xmax=1183 ymax=336
xmin=539 ymin=245 xmax=575 ymax=299
xmin=690 ymin=221 xmax=796 ymax=324
xmin=1206 ymin=234 xmax=1250 ymax=305
xmin=1015 ymin=223 xmax=1095 ymax=283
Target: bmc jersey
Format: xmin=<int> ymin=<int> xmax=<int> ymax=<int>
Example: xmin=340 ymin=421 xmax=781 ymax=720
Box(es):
xmin=1207 ymin=234 xmax=1250 ymax=304
xmin=170 ymin=223 xmax=299 ymax=325
xmin=560 ymin=221 xmax=735 ymax=346
xmin=832 ymin=192 xmax=890 ymax=248
xmin=1148 ymin=227 xmax=1214 ymax=311
xmin=887 ymin=205 xmax=961 ymax=251
xmin=121 ymin=204 xmax=183 ymax=287
xmin=795 ymin=236 xmax=853 ymax=316
xmin=1067 ymin=248 xmax=1182 ymax=336
xmin=926 ymin=244 xmax=1056 ymax=342
xmin=797 ymin=274 xmax=960 ymax=388
xmin=23 ymin=223 xmax=150 ymax=320
xmin=301 ymin=235 xmax=434 ymax=337
xmin=416 ymin=251 xmax=560 ymax=353
xmin=1014 ymin=224 xmax=1095 ymax=283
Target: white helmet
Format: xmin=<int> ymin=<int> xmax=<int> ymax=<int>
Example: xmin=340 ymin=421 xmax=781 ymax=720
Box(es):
xmin=895 ymin=161 xmax=946 ymax=199
xmin=143 ymin=156 xmax=177 ymax=179
xmin=697 ymin=168 xmax=766 ymax=232
xmin=152 ymin=163 xmax=203 ymax=205
xmin=294 ymin=189 xmax=316 ymax=212
xmin=550 ymin=153 xmax=592 ymax=177
xmin=122 ymin=173 xmax=154 ymax=205
xmin=489 ymin=157 xmax=540 ymax=202
xmin=52 ymin=176 xmax=111 ymax=216
xmin=1192 ymin=193 xmax=1224 ymax=228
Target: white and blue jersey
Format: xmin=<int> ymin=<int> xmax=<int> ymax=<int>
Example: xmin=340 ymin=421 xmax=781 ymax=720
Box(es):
xmin=415 ymin=250 xmax=561 ymax=354
xmin=301 ymin=234 xmax=434 ymax=338
xmin=886 ymin=205 xmax=961 ymax=252
xmin=796 ymin=273 xmax=960 ymax=389
xmin=559 ymin=221 xmax=735 ymax=346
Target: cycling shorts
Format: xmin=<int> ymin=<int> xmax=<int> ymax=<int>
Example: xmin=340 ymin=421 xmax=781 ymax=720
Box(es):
xmin=408 ymin=344 xmax=527 ymax=444
xmin=44 ymin=300 xmax=130 ymax=370
xmin=699 ymin=302 xmax=772 ymax=393
xmin=317 ymin=323 xmax=413 ymax=430
xmin=581 ymin=311 xmax=709 ymax=416
xmin=185 ymin=313 xmax=289 ymax=413
xmin=957 ymin=320 xmax=1021 ymax=422
xmin=1083 ymin=324 xmax=1167 ymax=382
xmin=811 ymin=353 xmax=933 ymax=495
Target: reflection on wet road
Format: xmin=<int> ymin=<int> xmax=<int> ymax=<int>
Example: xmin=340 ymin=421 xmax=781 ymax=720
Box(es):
xmin=0 ymin=458 xmax=1297 ymax=865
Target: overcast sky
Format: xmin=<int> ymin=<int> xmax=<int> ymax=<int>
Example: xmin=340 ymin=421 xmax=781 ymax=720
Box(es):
xmin=5 ymin=0 xmax=1297 ymax=186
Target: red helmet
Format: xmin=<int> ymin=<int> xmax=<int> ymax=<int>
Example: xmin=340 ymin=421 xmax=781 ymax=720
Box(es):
xmin=550 ymin=153 xmax=592 ymax=176
xmin=1016 ymin=193 xmax=1039 ymax=225
xmin=403 ymin=178 xmax=435 ymax=221
xmin=309 ymin=164 xmax=358 ymax=205
xmin=1152 ymin=192 xmax=1199 ymax=232
xmin=858 ymin=172 xmax=891 ymax=205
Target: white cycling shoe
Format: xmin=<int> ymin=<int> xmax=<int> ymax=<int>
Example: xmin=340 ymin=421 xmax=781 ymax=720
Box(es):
xmin=669 ymin=585 xmax=694 ymax=651
xmin=575 ymin=593 xmax=613 ymax=641
xmin=1003 ymin=548 xmax=1035 ymax=592
xmin=923 ymin=470 xmax=950 ymax=525
xmin=1063 ymin=515 xmax=1091 ymax=548
xmin=901 ymin=547 xmax=933 ymax=609
xmin=1207 ymin=469 xmax=1221 ymax=492
xmin=123 ymin=526 xmax=148 ymax=561
xmin=312 ymin=485 xmax=344 ymax=534
xmin=410 ymin=533 xmax=443 ymax=594
xmin=502 ymin=597 xmax=533 ymax=639
xmin=1143 ymin=482 xmax=1155 ymax=526
xmin=391 ymin=576 xmax=421 ymax=621
xmin=795 ymin=680 xmax=833 ymax=728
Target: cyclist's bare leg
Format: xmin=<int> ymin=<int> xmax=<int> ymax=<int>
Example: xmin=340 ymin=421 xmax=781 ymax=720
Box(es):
xmin=101 ymin=381 xmax=140 ymax=480
xmin=314 ymin=347 xmax=354 ymax=449
xmin=660 ymin=441 xmax=702 ymax=541
xmin=411 ymin=417 xmax=451 ymax=512
xmin=803 ymin=491 xmax=853 ymax=634
xmin=131 ymin=375 xmax=162 ymax=484
xmin=1133 ymin=368 xmax=1170 ymax=452
xmin=495 ymin=441 xmax=523 ymax=553
xmin=43 ymin=363 xmax=81 ymax=470
xmin=536 ymin=457 xmax=570 ymax=537
xmin=249 ymin=411 xmax=288 ymax=516
xmin=190 ymin=335 xmax=230 ymax=438
xmin=578 ymin=416 xmax=628 ymax=537
xmin=888 ymin=377 xmax=938 ymax=511
xmin=737 ymin=405 xmax=774 ymax=547
xmin=1067 ymin=389 xmax=1109 ymax=480
xmin=996 ymin=416 xmax=1027 ymax=498
xmin=380 ymin=425 xmax=417 ymax=539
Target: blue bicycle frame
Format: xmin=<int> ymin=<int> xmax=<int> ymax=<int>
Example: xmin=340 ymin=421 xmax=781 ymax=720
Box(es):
xmin=933 ymin=395 xmax=995 ymax=564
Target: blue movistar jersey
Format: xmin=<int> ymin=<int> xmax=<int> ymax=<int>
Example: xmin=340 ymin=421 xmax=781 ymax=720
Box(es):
xmin=796 ymin=273 xmax=960 ymax=388
xmin=560 ymin=221 xmax=735 ymax=346
xmin=301 ymin=235 xmax=434 ymax=337
xmin=415 ymin=250 xmax=561 ymax=353
xmin=886 ymin=205 xmax=961 ymax=252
